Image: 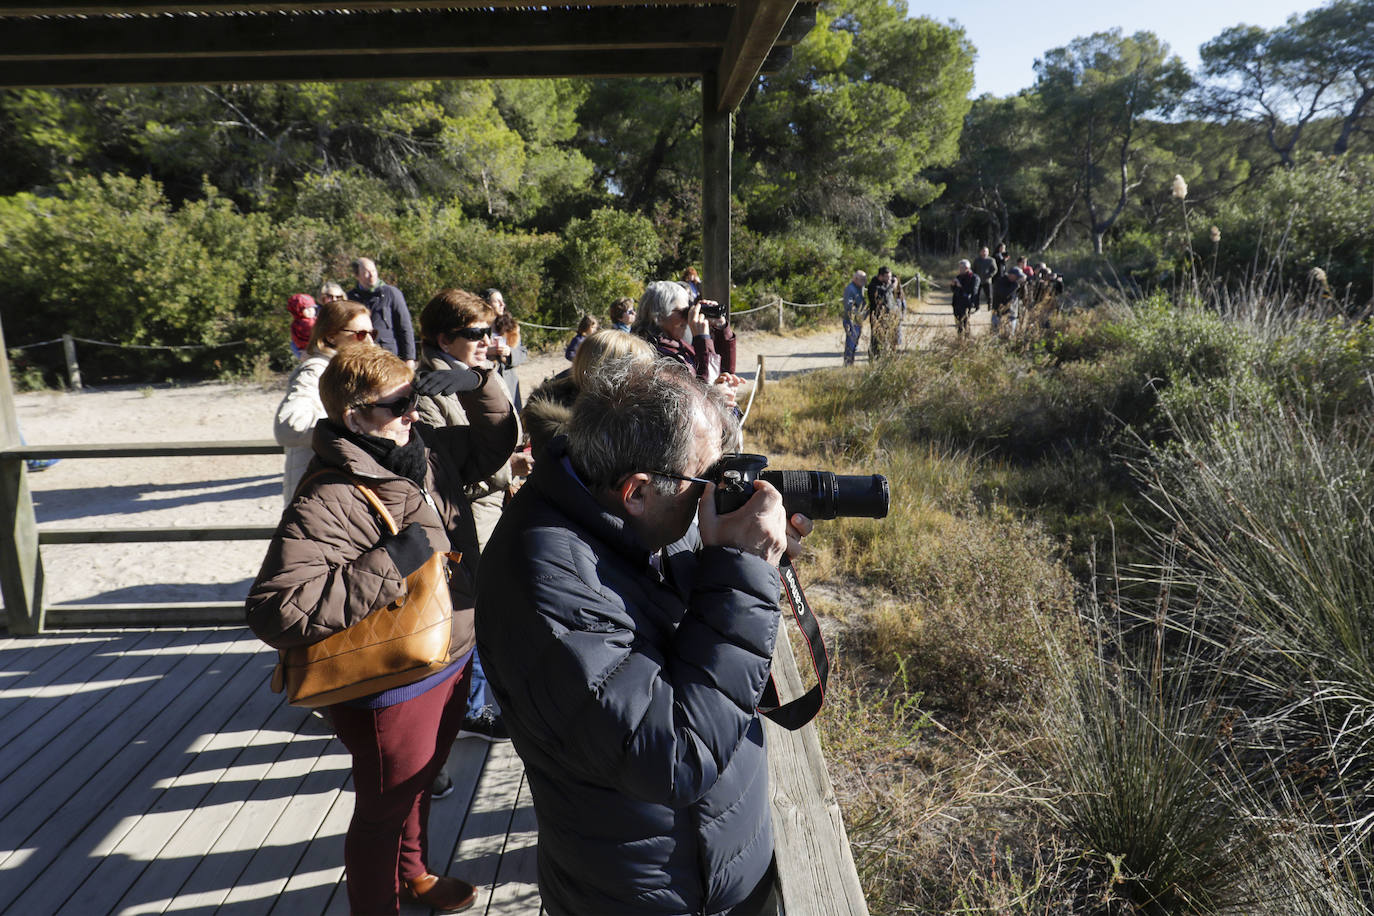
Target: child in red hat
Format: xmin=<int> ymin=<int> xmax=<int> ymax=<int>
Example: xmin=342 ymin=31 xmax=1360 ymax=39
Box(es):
xmin=287 ymin=293 xmax=318 ymax=359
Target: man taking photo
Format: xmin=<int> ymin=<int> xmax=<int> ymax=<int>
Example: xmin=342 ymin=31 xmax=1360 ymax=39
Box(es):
xmin=475 ymin=357 xmax=811 ymax=915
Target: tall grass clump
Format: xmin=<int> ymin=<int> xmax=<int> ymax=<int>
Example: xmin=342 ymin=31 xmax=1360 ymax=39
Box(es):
xmin=748 ymin=369 xmax=1080 ymax=716
xmin=1137 ymin=390 xmax=1374 ymax=863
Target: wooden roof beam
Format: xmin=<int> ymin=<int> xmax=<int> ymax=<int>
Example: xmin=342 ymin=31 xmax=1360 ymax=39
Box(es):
xmin=0 ymin=45 xmax=794 ymax=88
xmin=0 ymin=7 xmax=736 ymax=61
xmin=713 ymin=0 xmax=797 ymax=112
xmin=1 ymin=2 xmax=733 ymax=13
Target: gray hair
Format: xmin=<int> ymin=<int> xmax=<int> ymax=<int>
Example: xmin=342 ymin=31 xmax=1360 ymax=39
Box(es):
xmin=568 ymin=356 xmax=718 ymax=496
xmin=958 ymin=259 xmax=970 ymax=269
xmin=632 ymin=280 xmax=689 ymax=336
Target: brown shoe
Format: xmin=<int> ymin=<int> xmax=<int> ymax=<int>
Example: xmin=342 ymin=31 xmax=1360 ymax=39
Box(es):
xmin=401 ymin=874 xmax=477 ymax=912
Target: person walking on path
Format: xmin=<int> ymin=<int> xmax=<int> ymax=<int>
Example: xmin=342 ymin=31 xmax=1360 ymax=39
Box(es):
xmin=349 ymin=257 xmax=416 ymax=368
xmin=971 ymin=247 xmax=997 ymax=308
xmin=866 ymin=266 xmax=904 ymax=359
xmin=991 ymin=266 xmax=1024 ymax=336
xmin=950 ymin=259 xmax=980 ymax=337
xmin=842 ymin=269 xmax=867 ymax=365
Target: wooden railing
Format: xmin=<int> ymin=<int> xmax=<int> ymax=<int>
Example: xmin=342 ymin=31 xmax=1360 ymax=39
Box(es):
xmin=0 ymin=440 xmax=283 ymax=633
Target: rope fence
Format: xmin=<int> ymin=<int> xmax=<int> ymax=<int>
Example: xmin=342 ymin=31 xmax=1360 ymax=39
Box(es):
xmin=11 ymin=273 xmax=933 ymax=386
xmin=9 ymin=333 xmax=252 ymax=391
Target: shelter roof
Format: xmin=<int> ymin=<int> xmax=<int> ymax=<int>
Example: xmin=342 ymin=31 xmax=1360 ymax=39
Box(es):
xmin=0 ymin=2 xmax=817 ymax=111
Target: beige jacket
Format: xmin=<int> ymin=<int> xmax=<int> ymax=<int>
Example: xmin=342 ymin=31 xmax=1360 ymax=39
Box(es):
xmin=247 ymin=366 xmax=518 ymax=659
xmin=415 ymin=343 xmax=519 ymax=550
xmin=273 ymin=353 xmax=331 ymax=503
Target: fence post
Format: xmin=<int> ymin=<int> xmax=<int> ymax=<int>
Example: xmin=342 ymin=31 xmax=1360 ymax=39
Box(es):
xmin=0 ymin=320 xmax=45 ymax=634
xmin=777 ymin=296 xmax=784 ymax=331
xmin=62 ymin=334 xmax=82 ymax=390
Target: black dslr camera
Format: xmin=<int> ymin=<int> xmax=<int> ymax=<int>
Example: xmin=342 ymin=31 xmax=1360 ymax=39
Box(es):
xmin=713 ymin=453 xmax=889 ymax=519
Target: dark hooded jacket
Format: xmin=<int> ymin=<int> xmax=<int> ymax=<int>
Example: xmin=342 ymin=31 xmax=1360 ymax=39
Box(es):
xmin=475 ymin=437 xmax=781 ymax=916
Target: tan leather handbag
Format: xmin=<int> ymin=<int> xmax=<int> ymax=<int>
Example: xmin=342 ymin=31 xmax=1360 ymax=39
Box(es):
xmin=271 ymin=474 xmax=460 ymax=708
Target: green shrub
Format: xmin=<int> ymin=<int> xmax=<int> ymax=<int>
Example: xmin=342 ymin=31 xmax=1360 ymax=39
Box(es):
xmin=549 ymin=207 xmax=659 ymax=326
xmin=0 ymin=174 xmax=268 ymax=379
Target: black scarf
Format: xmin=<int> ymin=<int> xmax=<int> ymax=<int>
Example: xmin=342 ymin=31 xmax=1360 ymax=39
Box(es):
xmin=340 ymin=423 xmax=429 ymax=486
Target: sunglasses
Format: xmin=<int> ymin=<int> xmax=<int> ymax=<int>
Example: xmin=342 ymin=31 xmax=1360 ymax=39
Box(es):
xmin=449 ymin=326 xmax=492 ymax=342
xmin=364 ymin=390 xmax=419 ymax=417
xmin=339 ymin=328 xmax=378 ymax=342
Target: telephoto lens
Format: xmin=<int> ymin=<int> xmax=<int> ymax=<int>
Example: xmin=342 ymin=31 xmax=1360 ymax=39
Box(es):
xmin=760 ymin=470 xmax=888 ymax=520
xmin=713 ymin=454 xmax=889 ymax=519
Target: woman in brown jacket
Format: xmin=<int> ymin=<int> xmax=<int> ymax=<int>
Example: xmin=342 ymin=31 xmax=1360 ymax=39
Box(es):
xmin=247 ymin=344 xmax=518 ymax=915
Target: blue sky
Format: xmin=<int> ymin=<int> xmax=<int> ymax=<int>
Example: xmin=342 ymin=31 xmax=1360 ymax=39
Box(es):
xmin=906 ymin=0 xmax=1328 ymax=98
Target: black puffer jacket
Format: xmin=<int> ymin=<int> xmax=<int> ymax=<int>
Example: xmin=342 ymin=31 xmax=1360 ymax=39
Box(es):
xmin=475 ymin=437 xmax=781 ymax=916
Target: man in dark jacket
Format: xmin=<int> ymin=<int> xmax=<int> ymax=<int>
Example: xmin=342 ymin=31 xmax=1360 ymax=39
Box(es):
xmin=971 ymin=246 xmax=997 ymax=307
xmin=950 ymin=259 xmax=980 ymax=337
xmin=350 ymin=256 xmax=417 ymax=367
xmin=476 ymin=357 xmax=809 ymax=916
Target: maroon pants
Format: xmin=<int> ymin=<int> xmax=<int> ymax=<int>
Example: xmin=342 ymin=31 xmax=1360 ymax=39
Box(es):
xmin=330 ymin=662 xmax=471 ymax=916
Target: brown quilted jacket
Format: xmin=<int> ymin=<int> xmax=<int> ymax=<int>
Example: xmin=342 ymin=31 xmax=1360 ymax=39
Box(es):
xmin=246 ymin=366 xmax=518 ymax=660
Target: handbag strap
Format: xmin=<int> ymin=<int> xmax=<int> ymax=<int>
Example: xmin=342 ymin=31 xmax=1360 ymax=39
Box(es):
xmin=296 ymin=468 xmax=399 ymax=535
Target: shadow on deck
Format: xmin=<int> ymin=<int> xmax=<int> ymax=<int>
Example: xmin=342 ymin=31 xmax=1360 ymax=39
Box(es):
xmin=0 ymin=627 xmax=865 ymax=915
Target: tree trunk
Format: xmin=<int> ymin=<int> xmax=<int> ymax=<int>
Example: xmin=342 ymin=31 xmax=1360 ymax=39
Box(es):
xmin=1333 ymin=83 xmax=1374 ymax=155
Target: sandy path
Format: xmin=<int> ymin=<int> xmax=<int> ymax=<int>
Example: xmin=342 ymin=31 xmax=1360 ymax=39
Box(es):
xmin=13 ymin=294 xmax=977 ymax=607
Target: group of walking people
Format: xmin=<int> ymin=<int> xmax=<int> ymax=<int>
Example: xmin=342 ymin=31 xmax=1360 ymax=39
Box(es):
xmin=250 ymin=262 xmax=773 ymax=916
xmin=841 ymin=265 xmax=908 ymax=365
xmin=950 ymin=244 xmax=1066 ymax=337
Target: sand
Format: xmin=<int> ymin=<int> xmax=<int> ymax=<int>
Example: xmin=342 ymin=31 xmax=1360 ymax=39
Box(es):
xmin=13 ymin=297 xmax=974 ymax=608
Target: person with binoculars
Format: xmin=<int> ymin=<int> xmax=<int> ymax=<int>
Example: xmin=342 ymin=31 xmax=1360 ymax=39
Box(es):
xmin=633 ymin=279 xmax=737 ymax=383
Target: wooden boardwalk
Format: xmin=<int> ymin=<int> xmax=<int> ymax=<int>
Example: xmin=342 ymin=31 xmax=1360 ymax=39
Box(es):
xmin=0 ymin=625 xmax=865 ymax=916
xmin=0 ymin=627 xmax=539 ymax=916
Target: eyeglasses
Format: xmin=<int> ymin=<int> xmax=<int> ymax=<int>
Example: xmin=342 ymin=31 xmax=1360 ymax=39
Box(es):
xmin=339 ymin=328 xmax=378 ymax=342
xmin=363 ymin=390 xmax=419 ymax=417
xmin=449 ymin=326 xmax=492 ymax=342
xmin=645 ymin=469 xmax=718 ymax=496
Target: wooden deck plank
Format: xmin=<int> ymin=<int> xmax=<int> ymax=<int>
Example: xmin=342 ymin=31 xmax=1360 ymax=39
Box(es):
xmin=425 ymin=737 xmax=492 ymax=879
xmin=483 ymin=773 xmax=540 ymax=916
xmin=0 ymin=628 xmax=172 ymax=744
xmin=47 ymin=635 xmax=275 ymax=915
xmin=764 ymin=636 xmax=868 ymax=916
xmin=214 ymin=730 xmax=353 ymax=915
xmin=104 ymin=661 xmax=293 ymax=915
xmin=112 ymin=693 xmax=321 ymax=914
xmin=0 ymin=630 xmax=249 ymax=908
xmin=0 ymin=630 xmax=65 ymax=674
xmin=447 ymin=741 xmax=527 ymax=911
xmin=167 ymin=715 xmax=332 ymax=912
xmin=269 ymin=772 xmax=352 ymax=916
xmin=0 ymin=628 xmax=206 ymax=821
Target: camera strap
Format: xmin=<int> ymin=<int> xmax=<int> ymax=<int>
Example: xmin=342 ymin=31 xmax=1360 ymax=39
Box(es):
xmin=758 ymin=556 xmax=829 ymax=731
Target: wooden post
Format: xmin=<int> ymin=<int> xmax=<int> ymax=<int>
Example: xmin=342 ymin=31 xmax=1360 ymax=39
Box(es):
xmin=62 ymin=333 xmax=82 ymax=390
xmin=0 ymin=319 xmax=45 ymax=634
xmin=702 ymin=70 xmax=732 ymax=314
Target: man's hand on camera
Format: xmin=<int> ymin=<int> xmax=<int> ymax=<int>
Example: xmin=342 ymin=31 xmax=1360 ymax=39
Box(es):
xmin=785 ymin=513 xmax=814 ymax=561
xmin=697 ymin=480 xmax=788 ymax=566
